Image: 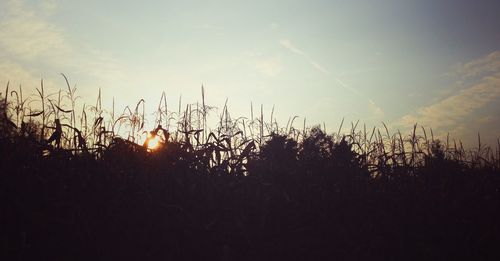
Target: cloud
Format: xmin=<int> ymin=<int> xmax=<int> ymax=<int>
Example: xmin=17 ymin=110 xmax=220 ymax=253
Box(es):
xmin=280 ymin=40 xmax=306 ymax=56
xmin=269 ymin=22 xmax=280 ymax=31
xmin=39 ymin=0 xmax=58 ymax=16
xmin=476 ymin=115 xmax=499 ymax=124
xmin=334 ymin=72 xmax=385 ymax=119
xmin=0 ymin=0 xmax=71 ymax=62
xmin=399 ymin=78 xmax=500 ymax=127
xmin=0 ymin=0 xmax=67 ymax=92
xmin=194 ymin=23 xmax=224 ymax=32
xmin=279 ymin=39 xmax=329 ymax=74
xmin=0 ymin=60 xmax=56 ymax=90
xmin=0 ymin=0 xmax=126 ymax=96
xmin=309 ymin=61 xmax=330 ymax=75
xmin=457 ymin=51 xmax=500 ymax=79
xmin=279 ymin=39 xmax=384 ymax=119
xmin=333 ymin=77 xmax=361 ymax=96
xmin=368 ymin=99 xmax=385 ymax=118
xmin=255 ymin=57 xmax=282 ymax=77
xmin=396 ymin=51 xmax=500 ymax=146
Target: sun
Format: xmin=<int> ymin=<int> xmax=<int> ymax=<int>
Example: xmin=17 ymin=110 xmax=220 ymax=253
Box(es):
xmin=146 ymin=135 xmax=161 ymax=151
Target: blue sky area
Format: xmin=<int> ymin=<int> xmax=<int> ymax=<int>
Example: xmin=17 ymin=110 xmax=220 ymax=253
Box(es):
xmin=1 ymin=0 xmax=499 ymax=146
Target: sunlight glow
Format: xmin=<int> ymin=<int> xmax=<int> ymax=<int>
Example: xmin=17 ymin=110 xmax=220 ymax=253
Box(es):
xmin=147 ymin=135 xmax=161 ymax=151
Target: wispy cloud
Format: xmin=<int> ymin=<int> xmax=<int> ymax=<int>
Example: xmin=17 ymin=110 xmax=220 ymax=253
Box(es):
xmin=368 ymin=99 xmax=385 ymax=118
xmin=457 ymin=51 xmax=500 ymax=79
xmin=396 ymin=51 xmax=500 ymax=146
xmin=0 ymin=59 xmax=54 ymax=90
xmin=255 ymin=57 xmax=282 ymax=77
xmin=0 ymin=0 xmax=126 ymax=95
xmin=279 ymin=39 xmax=384 ymax=119
xmin=0 ymin=0 xmax=69 ymax=90
xmin=269 ymin=22 xmax=280 ymax=31
xmin=309 ymin=61 xmax=330 ymax=75
xmin=333 ymin=77 xmax=362 ymax=96
xmin=279 ymin=39 xmax=328 ymax=74
xmin=193 ymin=23 xmax=224 ymax=32
xmin=0 ymin=0 xmax=71 ymax=62
xmin=334 ymin=76 xmax=385 ymax=119
xmin=399 ymin=78 xmax=500 ymax=128
xmin=38 ymin=0 xmax=58 ymax=16
xmin=280 ymin=40 xmax=306 ymax=57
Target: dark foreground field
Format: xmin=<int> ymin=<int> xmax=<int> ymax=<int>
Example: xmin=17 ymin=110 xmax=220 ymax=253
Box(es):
xmin=1 ymin=133 xmax=499 ymax=260
xmin=1 ymin=90 xmax=499 ymax=260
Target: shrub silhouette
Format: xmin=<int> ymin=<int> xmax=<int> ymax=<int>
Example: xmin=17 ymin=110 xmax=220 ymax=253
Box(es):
xmin=249 ymin=133 xmax=298 ymax=183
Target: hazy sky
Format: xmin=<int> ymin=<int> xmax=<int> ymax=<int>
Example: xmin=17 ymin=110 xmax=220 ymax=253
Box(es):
xmin=1 ymin=0 xmax=499 ymax=146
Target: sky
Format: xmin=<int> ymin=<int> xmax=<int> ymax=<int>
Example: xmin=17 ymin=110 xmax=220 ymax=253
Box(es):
xmin=1 ymin=0 xmax=499 ymax=147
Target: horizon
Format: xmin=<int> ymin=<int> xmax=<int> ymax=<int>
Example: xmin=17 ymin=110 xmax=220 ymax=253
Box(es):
xmin=1 ymin=0 xmax=499 ymax=147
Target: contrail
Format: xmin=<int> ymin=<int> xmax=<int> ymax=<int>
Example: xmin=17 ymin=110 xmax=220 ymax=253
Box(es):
xmin=280 ymin=39 xmax=384 ymax=117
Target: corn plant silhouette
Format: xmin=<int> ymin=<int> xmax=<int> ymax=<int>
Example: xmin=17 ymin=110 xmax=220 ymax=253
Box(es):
xmin=0 ymin=84 xmax=499 ymax=261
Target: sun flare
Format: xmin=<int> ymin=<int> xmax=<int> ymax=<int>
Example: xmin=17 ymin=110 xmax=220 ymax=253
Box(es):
xmin=147 ymin=135 xmax=161 ymax=150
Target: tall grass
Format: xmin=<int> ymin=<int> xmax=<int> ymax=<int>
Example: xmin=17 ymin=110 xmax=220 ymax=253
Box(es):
xmin=1 ymin=78 xmax=499 ymax=173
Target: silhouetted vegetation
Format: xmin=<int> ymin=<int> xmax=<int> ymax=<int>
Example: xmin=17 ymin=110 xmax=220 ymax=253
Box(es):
xmin=1 ymin=81 xmax=499 ymax=260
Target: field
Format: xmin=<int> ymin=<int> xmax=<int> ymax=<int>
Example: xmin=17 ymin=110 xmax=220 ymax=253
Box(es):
xmin=1 ymin=81 xmax=499 ymax=260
